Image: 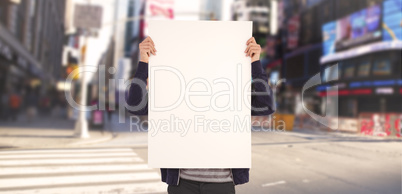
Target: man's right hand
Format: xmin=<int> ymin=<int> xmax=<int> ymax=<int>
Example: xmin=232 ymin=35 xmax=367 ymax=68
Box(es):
xmin=139 ymin=37 xmax=156 ymax=63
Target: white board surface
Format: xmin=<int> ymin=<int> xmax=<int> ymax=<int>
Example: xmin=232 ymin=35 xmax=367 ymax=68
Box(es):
xmin=148 ymin=20 xmax=252 ymax=168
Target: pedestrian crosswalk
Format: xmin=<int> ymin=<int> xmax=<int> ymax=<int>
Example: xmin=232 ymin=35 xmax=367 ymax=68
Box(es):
xmin=0 ymin=148 xmax=167 ymax=194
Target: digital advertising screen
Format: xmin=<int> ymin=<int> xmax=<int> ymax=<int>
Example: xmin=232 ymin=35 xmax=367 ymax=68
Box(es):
xmin=343 ymin=65 xmax=355 ymax=78
xmin=365 ymin=5 xmax=382 ymax=33
xmin=321 ymin=2 xmax=401 ymax=60
xmin=322 ymin=21 xmax=336 ymax=56
xmin=334 ymin=16 xmax=351 ymax=50
xmin=383 ymin=0 xmax=402 ymax=41
xmin=335 ymin=4 xmax=382 ymax=51
xmin=357 ymin=61 xmax=371 ymax=77
xmin=372 ymin=59 xmax=392 ymax=76
xmin=350 ymin=9 xmax=366 ymax=39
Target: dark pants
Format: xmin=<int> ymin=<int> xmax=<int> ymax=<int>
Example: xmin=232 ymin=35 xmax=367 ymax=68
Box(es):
xmin=168 ymin=179 xmax=235 ymax=194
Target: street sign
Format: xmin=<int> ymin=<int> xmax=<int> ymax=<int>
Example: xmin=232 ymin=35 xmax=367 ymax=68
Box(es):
xmin=73 ymin=4 xmax=103 ymax=30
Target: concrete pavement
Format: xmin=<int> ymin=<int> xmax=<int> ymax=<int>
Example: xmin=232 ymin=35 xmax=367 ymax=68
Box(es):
xmin=1 ymin=113 xmax=401 ymax=194
xmin=0 ymin=147 xmax=167 ymax=194
xmin=0 ymin=115 xmax=113 ymax=149
xmin=240 ymin=131 xmax=401 ymax=194
xmin=94 ymin=124 xmax=401 ymax=194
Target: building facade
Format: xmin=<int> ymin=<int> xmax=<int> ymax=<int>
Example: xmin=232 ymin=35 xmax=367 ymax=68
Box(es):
xmin=232 ymin=0 xmax=270 ymax=45
xmin=280 ymin=0 xmax=401 ymax=136
xmin=0 ymin=0 xmax=65 ymax=95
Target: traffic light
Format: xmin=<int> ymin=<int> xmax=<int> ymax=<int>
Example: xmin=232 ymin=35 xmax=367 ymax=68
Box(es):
xmin=66 ymin=64 xmax=79 ymax=80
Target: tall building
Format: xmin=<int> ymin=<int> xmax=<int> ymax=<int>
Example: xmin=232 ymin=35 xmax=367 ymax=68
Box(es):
xmin=280 ymin=0 xmax=402 ymax=136
xmin=124 ymin=0 xmax=144 ymax=76
xmin=232 ymin=0 xmax=270 ymax=44
xmin=0 ymin=0 xmax=66 ymax=95
xmin=200 ymin=0 xmax=223 ymax=20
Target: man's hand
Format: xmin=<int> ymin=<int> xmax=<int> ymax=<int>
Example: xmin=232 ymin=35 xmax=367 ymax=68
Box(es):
xmin=245 ymin=37 xmax=261 ymax=63
xmin=139 ymin=37 xmax=156 ymax=63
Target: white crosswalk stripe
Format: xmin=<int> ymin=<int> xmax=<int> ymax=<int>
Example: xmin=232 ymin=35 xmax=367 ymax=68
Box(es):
xmin=0 ymin=148 xmax=167 ymax=194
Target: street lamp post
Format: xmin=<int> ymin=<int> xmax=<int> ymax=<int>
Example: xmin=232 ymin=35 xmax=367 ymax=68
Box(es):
xmin=74 ymin=36 xmax=90 ymax=138
xmin=72 ymin=2 xmax=103 ymax=138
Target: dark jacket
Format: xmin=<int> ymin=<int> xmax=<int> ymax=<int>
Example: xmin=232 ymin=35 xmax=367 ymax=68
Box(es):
xmin=127 ymin=60 xmax=275 ymax=185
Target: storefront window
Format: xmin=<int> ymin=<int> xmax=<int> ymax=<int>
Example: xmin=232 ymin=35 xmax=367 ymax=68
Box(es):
xmin=269 ymin=70 xmax=279 ymax=84
xmin=357 ymin=61 xmax=371 ymax=77
xmin=322 ymin=65 xmax=330 ymax=82
xmin=372 ymin=58 xmax=392 ymax=76
xmin=343 ymin=64 xmax=355 ymax=78
xmin=328 ymin=63 xmax=341 ymax=82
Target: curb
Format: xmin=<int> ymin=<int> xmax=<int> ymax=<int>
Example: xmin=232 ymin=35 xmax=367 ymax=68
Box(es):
xmin=293 ymin=128 xmax=401 ymax=140
xmin=68 ymin=131 xmax=115 ymax=146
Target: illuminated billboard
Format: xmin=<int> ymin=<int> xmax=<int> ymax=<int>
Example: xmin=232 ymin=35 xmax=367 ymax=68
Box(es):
xmin=335 ymin=5 xmax=382 ymax=51
xmin=383 ymin=0 xmax=402 ymax=41
xmin=322 ymin=21 xmax=336 ymax=56
xmin=322 ymin=4 xmax=384 ymax=56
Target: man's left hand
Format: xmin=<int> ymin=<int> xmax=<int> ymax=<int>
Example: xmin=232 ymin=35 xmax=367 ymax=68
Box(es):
xmin=245 ymin=37 xmax=261 ymax=63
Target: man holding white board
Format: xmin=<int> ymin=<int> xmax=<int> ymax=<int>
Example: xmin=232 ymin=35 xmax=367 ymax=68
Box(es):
xmin=127 ymin=21 xmax=274 ymax=194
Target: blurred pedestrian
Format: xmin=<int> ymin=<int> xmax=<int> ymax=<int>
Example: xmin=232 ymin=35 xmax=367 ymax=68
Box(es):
xmin=57 ymin=92 xmax=68 ymax=118
xmin=1 ymin=90 xmax=9 ymax=121
xmin=9 ymin=90 xmax=22 ymax=121
xmin=106 ymin=101 xmax=114 ymax=121
xmin=39 ymin=95 xmax=51 ymax=115
xmin=26 ymin=87 xmax=38 ymax=122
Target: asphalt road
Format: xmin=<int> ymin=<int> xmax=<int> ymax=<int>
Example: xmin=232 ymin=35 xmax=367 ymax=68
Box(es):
xmin=0 ymin=116 xmax=400 ymax=194
xmin=237 ymin=131 xmax=401 ymax=194
xmin=96 ymin=119 xmax=402 ymax=194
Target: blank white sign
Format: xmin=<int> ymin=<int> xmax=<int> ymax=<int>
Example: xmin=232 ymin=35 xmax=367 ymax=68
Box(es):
xmin=148 ymin=20 xmax=252 ymax=168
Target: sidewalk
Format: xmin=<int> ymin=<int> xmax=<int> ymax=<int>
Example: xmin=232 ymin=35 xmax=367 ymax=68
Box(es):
xmin=0 ymin=115 xmax=114 ymax=149
xmin=292 ymin=127 xmax=402 ymax=140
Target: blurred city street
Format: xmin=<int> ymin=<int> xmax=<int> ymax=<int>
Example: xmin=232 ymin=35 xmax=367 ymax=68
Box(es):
xmin=0 ymin=0 xmax=401 ymax=193
xmin=0 ymin=115 xmax=400 ymax=193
